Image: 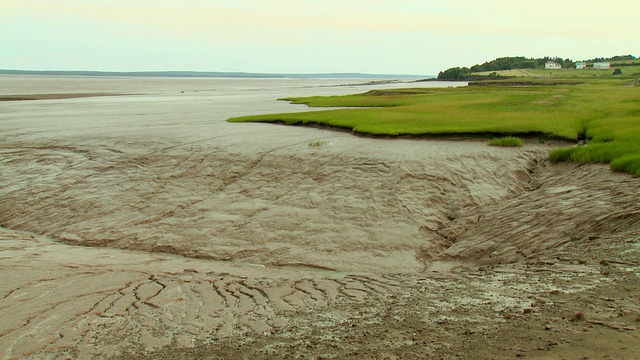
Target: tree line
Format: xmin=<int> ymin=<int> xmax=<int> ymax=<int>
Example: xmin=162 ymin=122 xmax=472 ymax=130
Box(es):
xmin=437 ymin=55 xmax=637 ymax=80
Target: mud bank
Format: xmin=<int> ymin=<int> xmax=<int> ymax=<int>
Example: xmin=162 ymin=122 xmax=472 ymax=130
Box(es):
xmin=2 ymin=136 xmax=638 ymax=359
xmin=1 ymin=135 xmax=556 ymax=274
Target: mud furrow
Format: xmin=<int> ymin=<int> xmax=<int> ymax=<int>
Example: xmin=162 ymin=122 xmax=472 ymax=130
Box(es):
xmin=259 ymin=283 xmax=299 ymax=312
xmin=349 ymin=274 xmax=402 ymax=290
xmin=217 ymin=279 xmax=243 ymax=307
xmin=210 ymin=279 xmax=232 ymax=308
xmin=51 ymin=292 xmax=129 ymax=352
xmin=184 ymin=281 xmax=207 ymax=326
xmin=190 ymin=281 xmax=225 ymax=335
xmin=137 ymin=281 xmax=166 ymax=309
xmin=236 ymin=282 xmax=270 ymax=311
xmin=346 ymin=275 xmax=398 ymax=296
xmin=0 ymin=277 xmax=59 ymax=301
xmin=280 ymin=280 xmax=314 ymax=310
xmin=0 ymin=289 xmax=114 ymax=345
xmin=334 ymin=278 xmax=371 ymax=301
xmin=177 ymin=281 xmax=204 ymax=333
xmin=239 ymin=280 xmax=273 ymax=305
xmin=105 ymin=282 xmax=139 ymax=316
xmin=294 ymin=279 xmax=328 ymax=307
xmin=282 ymin=285 xmax=313 ymax=306
xmin=309 ymin=279 xmax=342 ymax=303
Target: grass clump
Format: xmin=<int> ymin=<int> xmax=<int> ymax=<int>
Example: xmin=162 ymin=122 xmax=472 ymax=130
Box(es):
xmin=308 ymin=141 xmax=329 ymax=147
xmin=489 ymin=137 xmax=524 ymax=147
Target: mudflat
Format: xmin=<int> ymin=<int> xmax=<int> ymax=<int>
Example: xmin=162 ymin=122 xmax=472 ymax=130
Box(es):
xmin=1 ymin=76 xmax=638 ymax=359
xmin=0 ymin=93 xmax=126 ymax=101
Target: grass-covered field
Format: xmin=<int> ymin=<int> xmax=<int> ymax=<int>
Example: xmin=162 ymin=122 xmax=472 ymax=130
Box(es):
xmin=229 ymin=68 xmax=640 ymax=176
xmin=475 ymin=60 xmax=640 ymax=79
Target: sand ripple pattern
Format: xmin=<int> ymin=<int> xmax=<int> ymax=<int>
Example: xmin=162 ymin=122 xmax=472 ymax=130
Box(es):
xmin=0 ymin=229 xmax=406 ymax=359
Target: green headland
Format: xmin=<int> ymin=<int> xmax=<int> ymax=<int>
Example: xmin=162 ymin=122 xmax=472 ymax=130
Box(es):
xmin=228 ymin=56 xmax=640 ymax=176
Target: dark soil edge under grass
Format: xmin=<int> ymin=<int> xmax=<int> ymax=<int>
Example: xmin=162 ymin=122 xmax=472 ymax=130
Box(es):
xmin=268 ymin=120 xmax=577 ymax=144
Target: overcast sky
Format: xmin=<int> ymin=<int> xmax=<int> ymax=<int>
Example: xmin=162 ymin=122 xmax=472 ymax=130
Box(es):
xmin=2 ymin=0 xmax=638 ymax=75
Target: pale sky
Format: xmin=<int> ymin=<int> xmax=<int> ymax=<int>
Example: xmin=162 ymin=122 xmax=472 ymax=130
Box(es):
xmin=1 ymin=0 xmax=638 ymax=75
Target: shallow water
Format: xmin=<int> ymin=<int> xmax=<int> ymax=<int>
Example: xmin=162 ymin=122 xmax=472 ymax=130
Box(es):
xmin=0 ymin=76 xmax=464 ymax=141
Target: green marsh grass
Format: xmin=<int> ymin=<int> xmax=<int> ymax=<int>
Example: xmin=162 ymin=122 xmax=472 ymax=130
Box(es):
xmin=489 ymin=137 xmax=524 ymax=147
xmin=308 ymin=141 xmax=330 ymax=147
xmin=229 ymin=75 xmax=640 ymax=176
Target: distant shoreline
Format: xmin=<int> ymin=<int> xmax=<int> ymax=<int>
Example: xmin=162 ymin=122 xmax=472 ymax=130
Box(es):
xmin=0 ymin=93 xmax=128 ymax=101
xmin=0 ymin=69 xmax=434 ymax=80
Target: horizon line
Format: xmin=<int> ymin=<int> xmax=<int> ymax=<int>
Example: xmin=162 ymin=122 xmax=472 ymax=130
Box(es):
xmin=0 ymin=69 xmax=436 ymax=79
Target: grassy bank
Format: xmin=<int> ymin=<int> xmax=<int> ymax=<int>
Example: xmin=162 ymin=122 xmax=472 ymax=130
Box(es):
xmin=229 ymin=72 xmax=640 ymax=176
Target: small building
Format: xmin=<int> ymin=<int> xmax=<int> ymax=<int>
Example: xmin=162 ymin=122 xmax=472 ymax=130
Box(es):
xmin=576 ymin=62 xmax=587 ymax=69
xmin=593 ymin=62 xmax=611 ymax=69
xmin=545 ymin=61 xmax=562 ymax=70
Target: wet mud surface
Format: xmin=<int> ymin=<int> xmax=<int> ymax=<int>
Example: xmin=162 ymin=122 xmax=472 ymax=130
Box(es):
xmin=1 ymin=76 xmax=638 ymax=359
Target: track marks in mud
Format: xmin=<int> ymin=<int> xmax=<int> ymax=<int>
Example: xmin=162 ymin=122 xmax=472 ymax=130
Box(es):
xmin=432 ymin=162 xmax=640 ymax=267
xmin=0 ymin=138 xmax=552 ymax=273
xmin=0 ymin=232 xmax=407 ymax=358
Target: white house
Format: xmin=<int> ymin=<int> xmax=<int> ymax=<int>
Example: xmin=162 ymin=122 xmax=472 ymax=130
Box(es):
xmin=545 ymin=61 xmax=562 ymax=69
xmin=593 ymin=62 xmax=611 ymax=69
xmin=576 ymin=62 xmax=587 ymax=69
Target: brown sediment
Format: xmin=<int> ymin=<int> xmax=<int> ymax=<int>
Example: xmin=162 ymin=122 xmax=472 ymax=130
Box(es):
xmin=1 ymin=137 xmax=638 ymax=359
xmin=0 ymin=93 xmax=128 ymax=101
